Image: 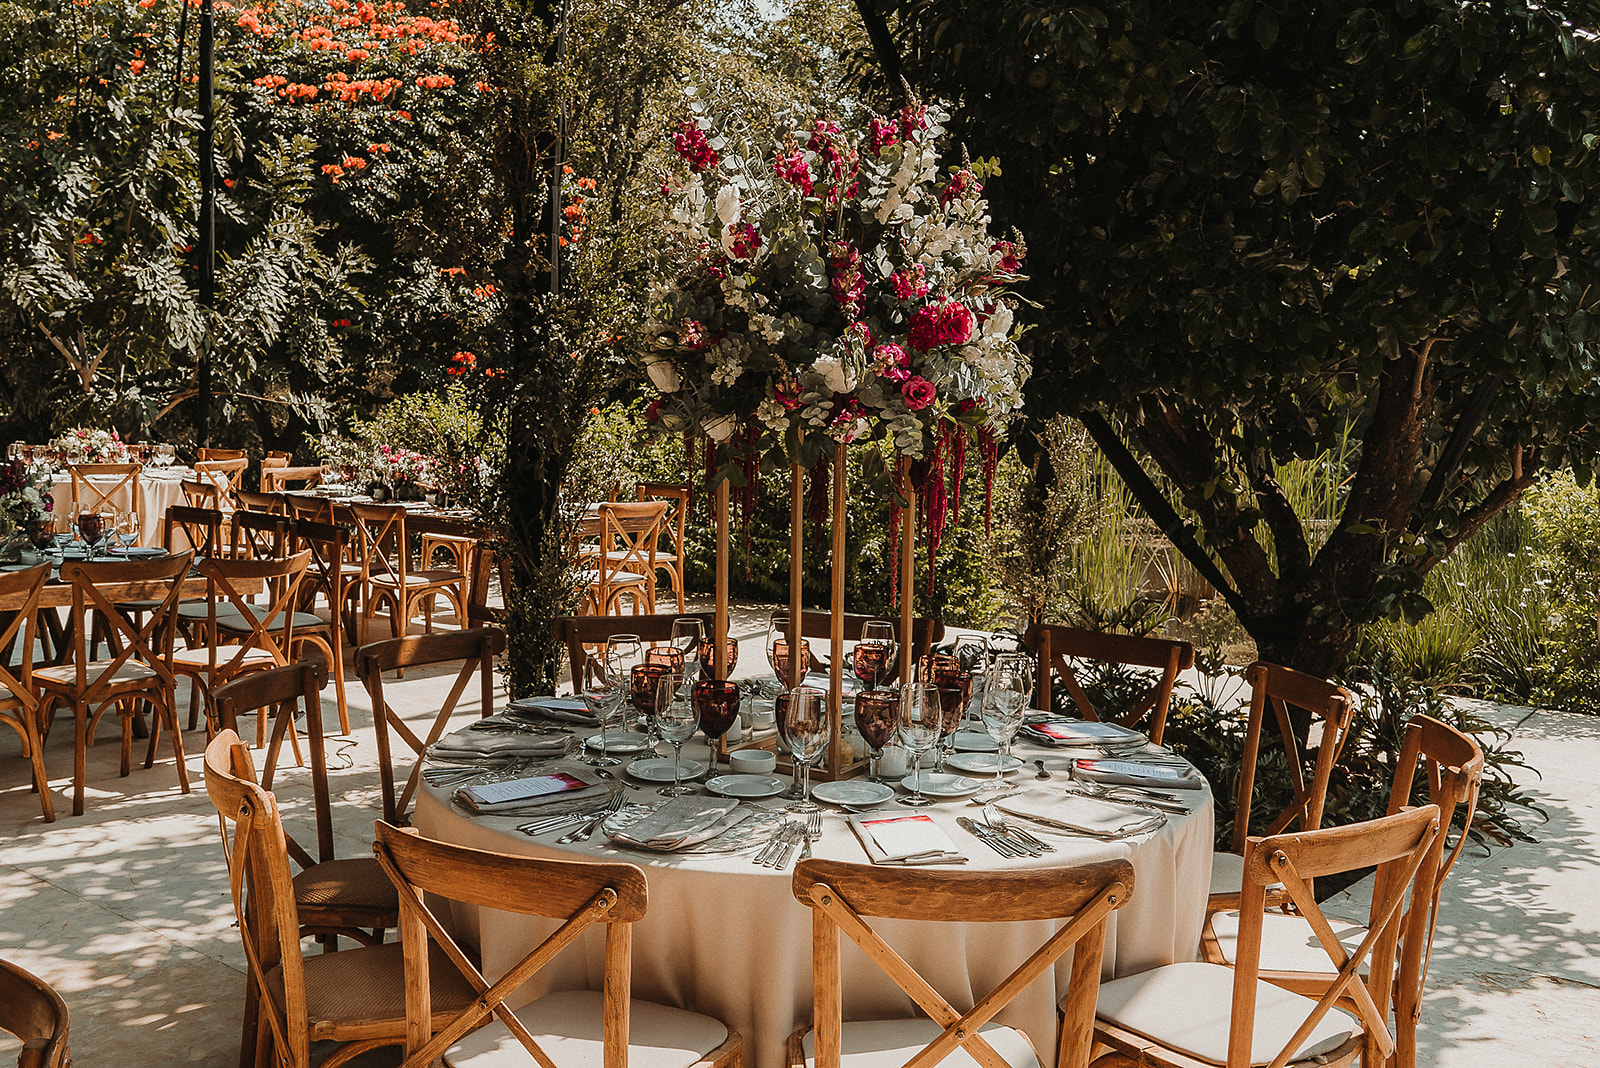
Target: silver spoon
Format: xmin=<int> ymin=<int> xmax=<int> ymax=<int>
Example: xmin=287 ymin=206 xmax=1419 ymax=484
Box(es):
xmin=1033 ymin=759 xmax=1051 ymax=780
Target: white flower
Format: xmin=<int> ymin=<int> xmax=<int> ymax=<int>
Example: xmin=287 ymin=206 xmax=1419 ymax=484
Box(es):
xmin=704 ymin=414 xmax=739 ymax=441
xmin=645 ymin=357 xmax=681 ymax=393
xmin=982 ymin=303 xmax=1013 ymax=338
xmin=811 ymin=355 xmax=850 ymax=394
xmin=756 ymin=397 xmax=791 ymax=432
xmin=715 ymin=185 xmax=741 ymax=231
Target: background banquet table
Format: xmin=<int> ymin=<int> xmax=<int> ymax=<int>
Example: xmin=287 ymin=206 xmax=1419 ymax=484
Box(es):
xmin=49 ymin=466 xmax=217 ymax=544
xmin=413 ymin=738 xmax=1214 ymax=1068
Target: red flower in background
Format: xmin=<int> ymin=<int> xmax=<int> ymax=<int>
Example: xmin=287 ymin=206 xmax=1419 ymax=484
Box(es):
xmin=901 ymin=376 xmax=936 ymax=410
xmin=672 ymin=120 xmax=718 ymax=173
xmin=908 ymin=302 xmax=974 ymax=351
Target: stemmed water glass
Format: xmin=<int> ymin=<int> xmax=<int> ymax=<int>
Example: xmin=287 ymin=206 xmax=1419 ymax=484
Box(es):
xmin=853 ymin=620 xmax=897 ymax=689
xmin=653 ymin=673 xmax=699 ymax=796
xmin=978 ymin=659 xmax=1029 ymax=793
xmin=671 ymin=617 xmax=704 ymax=680
xmin=694 ymin=679 xmax=740 ymax=777
xmin=852 ymin=689 xmax=899 ymax=783
xmin=778 ymin=686 xmax=828 ymax=812
xmin=114 ymin=510 xmax=140 ymax=554
xmin=580 ymin=652 xmax=626 ymax=767
xmin=153 ymin=444 xmax=175 ymax=469
xmin=897 ymin=684 xmax=942 ymax=807
xmin=766 ymin=612 xmax=809 ymax=689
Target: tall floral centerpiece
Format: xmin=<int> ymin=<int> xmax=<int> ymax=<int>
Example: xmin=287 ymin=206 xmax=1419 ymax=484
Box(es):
xmin=0 ymin=459 xmax=55 ymax=556
xmin=58 ymin=428 xmax=129 ymax=463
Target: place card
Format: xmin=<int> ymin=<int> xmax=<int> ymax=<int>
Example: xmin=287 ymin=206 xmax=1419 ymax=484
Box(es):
xmin=461 ymin=773 xmax=590 ymax=808
xmin=1073 ymin=758 xmax=1203 ymax=789
xmin=848 ymin=813 xmax=966 ymax=865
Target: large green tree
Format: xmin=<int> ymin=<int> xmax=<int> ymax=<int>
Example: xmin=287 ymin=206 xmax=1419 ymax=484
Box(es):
xmin=865 ymin=0 xmax=1600 ymax=673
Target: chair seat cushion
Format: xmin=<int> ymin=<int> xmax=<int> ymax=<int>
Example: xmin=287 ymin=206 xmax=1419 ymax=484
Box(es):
xmin=370 ymin=570 xmax=464 ymax=589
xmin=293 ymin=857 xmax=399 ymax=913
xmin=1207 ymin=911 xmax=1375 ymax=977
xmin=576 ymin=570 xmax=646 ymax=586
xmin=178 ymin=603 xmax=323 ymax=631
xmin=170 ymin=647 xmax=281 ymax=670
xmin=799 ymin=1020 xmax=1039 ymax=1068
xmin=1096 ymin=961 xmax=1359 ymax=1066
xmin=265 ymin=941 xmax=476 ymax=1032
xmin=36 ymin=660 xmax=158 ymax=688
xmin=444 ymin=988 xmax=729 ymax=1068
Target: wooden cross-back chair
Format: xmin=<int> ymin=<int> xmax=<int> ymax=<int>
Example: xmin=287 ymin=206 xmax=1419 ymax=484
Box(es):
xmin=1207 ymin=662 xmax=1358 ymax=911
xmin=1021 ymin=623 xmax=1195 ymax=746
xmin=288 ymin=517 xmax=358 ymax=733
xmin=194 ymin=456 xmax=248 ymax=505
xmin=556 ymin=611 xmax=717 ymax=692
xmin=1201 ymin=715 xmax=1484 ymax=1068
xmin=790 ymin=857 xmax=1135 ymax=1068
xmin=180 ymin=478 xmax=223 ymax=511
xmin=791 ymin=610 xmax=945 ymax=678
xmin=0 ymin=955 xmax=71 ymax=1068
xmin=99 ymin=503 xmax=221 ymax=661
xmin=1093 ymin=805 xmax=1441 ymax=1068
xmin=261 ymin=464 xmax=327 ymax=494
xmin=578 ymin=500 xmax=666 ymax=616
xmin=228 ymin=508 xmax=293 ymax=561
xmin=0 ymin=565 xmax=54 ymax=822
xmin=636 ymin=481 xmax=691 ymax=613
xmin=211 ymin=664 xmax=398 ymax=953
xmin=356 ymin=628 xmax=506 ymax=824
xmin=67 ymin=462 xmax=143 ymax=518
xmin=171 ymin=550 xmax=311 ymax=742
xmin=36 ymin=552 xmax=193 ymax=816
xmin=283 ymin=492 xmax=335 ymax=525
xmin=196 ymin=447 xmax=248 ymax=462
xmin=373 ymin=820 xmax=745 ymax=1068
xmin=348 ymin=502 xmax=467 ymax=641
xmin=203 ymin=730 xmax=475 ymax=1068
xmin=235 ymin=489 xmax=289 ymax=515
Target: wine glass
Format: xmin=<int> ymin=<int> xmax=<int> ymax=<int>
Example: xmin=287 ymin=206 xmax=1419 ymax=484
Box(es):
xmin=852 ymin=689 xmax=900 ymax=782
xmin=897 ymin=684 xmax=942 ymax=807
xmin=766 ymin=612 xmax=809 ymax=688
xmin=154 ymin=444 xmax=175 ymax=468
xmin=778 ymin=686 xmax=828 ymax=812
xmin=694 ymin=679 xmax=740 ymax=777
xmin=77 ymin=509 xmax=106 ymax=560
xmin=979 ymin=660 xmax=1029 ymax=793
xmin=605 ymin=633 xmax=642 ymax=683
xmin=853 ymin=620 xmax=897 ymax=688
xmin=933 ymin=671 xmax=971 ymax=772
xmin=6 ymin=442 xmax=22 ymax=463
xmin=115 ymin=510 xmax=140 ymax=553
xmin=671 ymin=617 xmax=704 ymax=679
xmin=653 ymin=672 xmax=699 ymax=796
xmin=580 ymin=652 xmax=626 ymax=767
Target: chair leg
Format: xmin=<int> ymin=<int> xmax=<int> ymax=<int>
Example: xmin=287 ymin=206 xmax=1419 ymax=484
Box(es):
xmin=24 ymin=715 xmax=55 ymax=823
xmin=166 ymin=698 xmax=190 ymax=794
xmin=73 ymin=705 xmax=88 ymax=817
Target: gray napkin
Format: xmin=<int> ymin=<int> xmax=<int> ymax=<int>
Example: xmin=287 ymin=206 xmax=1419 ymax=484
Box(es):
xmin=508 ymin=697 xmax=600 ymax=727
xmin=996 ymin=790 xmax=1165 ymax=838
xmin=455 ymin=766 xmax=609 ymax=814
xmin=608 ymin=797 xmax=746 ymax=851
xmin=431 ymin=728 xmax=573 ymax=762
xmin=848 ymin=813 xmax=967 ymax=865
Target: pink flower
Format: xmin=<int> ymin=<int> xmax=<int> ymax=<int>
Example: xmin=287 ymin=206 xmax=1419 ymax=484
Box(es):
xmin=882 ymin=364 xmax=910 ymax=384
xmin=727 ymin=223 xmax=761 ymax=261
xmin=873 ymin=342 xmax=909 ymax=369
xmin=991 ymin=240 xmax=1023 ymax=274
xmin=940 ymin=168 xmax=980 ymax=207
xmin=829 ymin=242 xmax=866 ymax=319
xmin=891 ymin=265 xmax=929 ymax=301
xmin=845 ymin=321 xmax=874 ymax=352
xmin=774 ymin=148 xmax=814 ymax=195
xmin=671 ymin=120 xmax=718 ymax=173
xmin=901 ymin=376 xmax=936 ymax=410
xmin=868 ymin=117 xmax=899 ymax=153
xmin=775 ymin=381 xmax=803 ymax=411
xmin=908 ymin=301 xmax=974 ymax=350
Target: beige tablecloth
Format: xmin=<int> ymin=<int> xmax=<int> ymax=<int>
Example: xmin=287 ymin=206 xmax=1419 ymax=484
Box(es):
xmin=51 ymin=467 xmax=216 ymax=544
xmin=413 ymin=740 xmax=1214 ymax=1068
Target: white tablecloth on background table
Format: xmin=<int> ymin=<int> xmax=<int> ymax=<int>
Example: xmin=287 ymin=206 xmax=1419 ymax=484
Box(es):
xmin=50 ymin=467 xmax=218 ymax=545
xmin=413 ymin=739 xmax=1214 ymax=1068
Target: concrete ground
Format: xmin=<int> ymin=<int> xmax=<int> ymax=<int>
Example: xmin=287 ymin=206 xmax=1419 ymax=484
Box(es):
xmin=1 ymin=607 xmax=1597 ymax=1065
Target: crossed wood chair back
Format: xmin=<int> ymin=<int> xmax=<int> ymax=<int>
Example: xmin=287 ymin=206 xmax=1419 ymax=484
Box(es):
xmin=0 ymin=955 xmax=71 ymax=1068
xmin=1097 ymin=805 xmax=1441 ymax=1068
xmin=289 ymin=517 xmax=357 ymax=732
xmin=196 ymin=447 xmax=248 ymax=462
xmin=162 ymin=504 xmax=224 ymax=556
xmin=1021 ymin=623 xmax=1194 ymax=745
xmin=791 ymin=610 xmax=946 ymax=681
xmin=348 ymin=502 xmax=466 ymax=640
xmin=68 ymin=462 xmax=143 ymax=518
xmin=791 ymin=857 xmax=1135 ymax=1068
xmin=235 ymin=489 xmax=289 ymax=515
xmin=261 ymin=464 xmax=327 ymax=493
xmin=194 ymin=457 xmax=248 ymax=505
xmin=211 ymin=664 xmax=398 ymax=951
xmin=180 ymin=478 xmax=224 ymax=511
xmin=556 ymin=611 xmax=717 ymax=691
xmin=636 ymin=481 xmax=690 ymax=612
xmin=0 ymin=564 xmax=53 ymax=822
xmin=356 ymin=628 xmax=506 ymax=824
xmin=203 ymin=730 xmax=449 ymax=1068
xmin=230 ymin=508 xmax=294 ymax=560
xmin=582 ymin=501 xmax=667 ymax=615
xmin=40 ymin=552 xmax=194 ymax=815
xmin=373 ymin=820 xmax=743 ymax=1068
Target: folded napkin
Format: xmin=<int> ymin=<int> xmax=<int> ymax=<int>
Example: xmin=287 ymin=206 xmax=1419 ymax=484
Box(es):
xmin=105 ymin=546 xmax=166 ymax=559
xmin=430 ymin=726 xmax=574 ymax=763
xmin=848 ymin=813 xmax=967 ymax=866
xmin=1072 ymin=757 xmax=1204 ymax=790
xmin=1022 ymin=719 xmax=1146 ymax=747
xmin=507 ymin=697 xmax=600 ymax=727
xmin=455 ymin=767 xmax=609 ymax=814
xmin=996 ymin=790 xmax=1164 ymax=839
xmin=608 ymin=796 xmax=747 ymax=851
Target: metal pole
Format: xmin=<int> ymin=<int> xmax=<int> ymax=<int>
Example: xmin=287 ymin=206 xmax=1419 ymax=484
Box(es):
xmin=196 ymin=0 xmax=214 ymax=447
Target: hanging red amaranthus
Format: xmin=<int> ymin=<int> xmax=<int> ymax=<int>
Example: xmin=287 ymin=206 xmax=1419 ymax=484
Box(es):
xmin=979 ymin=426 xmax=1000 ymax=537
xmin=948 ymin=427 xmax=967 ymax=524
xmin=807 ymin=456 xmax=831 ymax=552
xmin=917 ymin=435 xmax=949 ymax=595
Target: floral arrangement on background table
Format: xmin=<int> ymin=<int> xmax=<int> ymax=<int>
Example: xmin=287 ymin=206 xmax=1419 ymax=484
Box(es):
xmin=56 ymin=428 xmax=129 ymax=463
xmin=0 ymin=459 xmax=55 ymax=556
xmin=315 ymin=435 xmax=373 ymax=487
xmin=638 ymin=93 xmax=1031 ymax=573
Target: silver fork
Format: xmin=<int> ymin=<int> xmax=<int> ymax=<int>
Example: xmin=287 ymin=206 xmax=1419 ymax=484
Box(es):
xmin=516 ymin=812 xmax=586 ymax=836
xmin=555 ymin=792 xmax=626 ymax=843
xmin=753 ymin=822 xmax=793 ymax=866
xmin=984 ymin=806 xmax=1055 ymax=853
xmin=798 ymin=810 xmax=822 ymax=862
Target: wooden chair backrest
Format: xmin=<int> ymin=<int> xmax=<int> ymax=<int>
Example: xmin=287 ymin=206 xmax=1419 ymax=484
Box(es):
xmin=68 ymin=462 xmax=143 ymax=517
xmin=373 ymin=820 xmax=648 ymax=1068
xmin=1230 ymin=662 xmax=1358 ymax=857
xmin=235 ymin=489 xmax=288 ymax=515
xmin=355 ymin=628 xmax=507 ymax=823
xmin=289 ymin=517 xmax=353 ymax=621
xmin=0 ymin=565 xmax=48 ymax=717
xmin=162 ymin=504 xmax=224 ymax=556
xmin=556 ymin=612 xmax=717 ymax=691
xmin=230 ymin=509 xmax=293 ymax=560
xmin=261 ymin=465 xmax=326 ymax=493
xmin=0 ymin=956 xmax=71 ymax=1068
xmin=195 ymin=457 xmax=248 ymax=504
xmin=347 ymin=502 xmax=410 ymax=589
xmin=213 ymin=662 xmax=333 ymax=866
xmin=57 ymin=553 xmax=192 ymax=699
xmin=191 ymin=551 xmax=312 ymax=678
xmin=203 ymin=729 xmax=313 ymax=1067
xmin=793 ymin=857 xmax=1135 ymax=1068
xmin=1022 ymin=623 xmax=1195 ymax=745
xmin=179 ymin=479 xmax=223 ymax=511
xmin=1230 ymin=805 xmax=1441 ymax=1068
xmin=636 ymin=481 xmax=689 ymax=558
xmin=283 ymin=493 xmax=335 ymax=525
xmin=196 ymin=447 xmax=248 ymax=462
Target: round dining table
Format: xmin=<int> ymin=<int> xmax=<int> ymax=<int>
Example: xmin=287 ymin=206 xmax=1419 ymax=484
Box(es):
xmin=413 ymin=735 xmax=1214 ymax=1068
xmin=49 ymin=465 xmax=218 ymax=544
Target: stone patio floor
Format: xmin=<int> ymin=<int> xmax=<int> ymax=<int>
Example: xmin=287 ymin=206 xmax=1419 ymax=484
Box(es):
xmin=1 ymin=606 xmax=1596 ymax=1065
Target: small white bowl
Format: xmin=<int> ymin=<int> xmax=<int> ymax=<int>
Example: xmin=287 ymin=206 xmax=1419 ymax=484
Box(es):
xmin=729 ymin=750 xmax=777 ymax=776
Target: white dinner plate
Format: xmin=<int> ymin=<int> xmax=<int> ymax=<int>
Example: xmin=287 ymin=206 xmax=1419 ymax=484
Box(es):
xmin=705 ymin=774 xmax=787 ymax=800
xmin=811 ymin=780 xmax=896 ymax=808
xmin=952 ymin=731 xmax=999 ymax=752
xmin=898 ymin=772 xmax=989 ymax=799
xmin=582 ymin=731 xmax=652 ymax=754
xmin=627 ymin=757 xmax=707 ymax=783
xmin=946 ymin=752 xmax=1025 ymax=775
